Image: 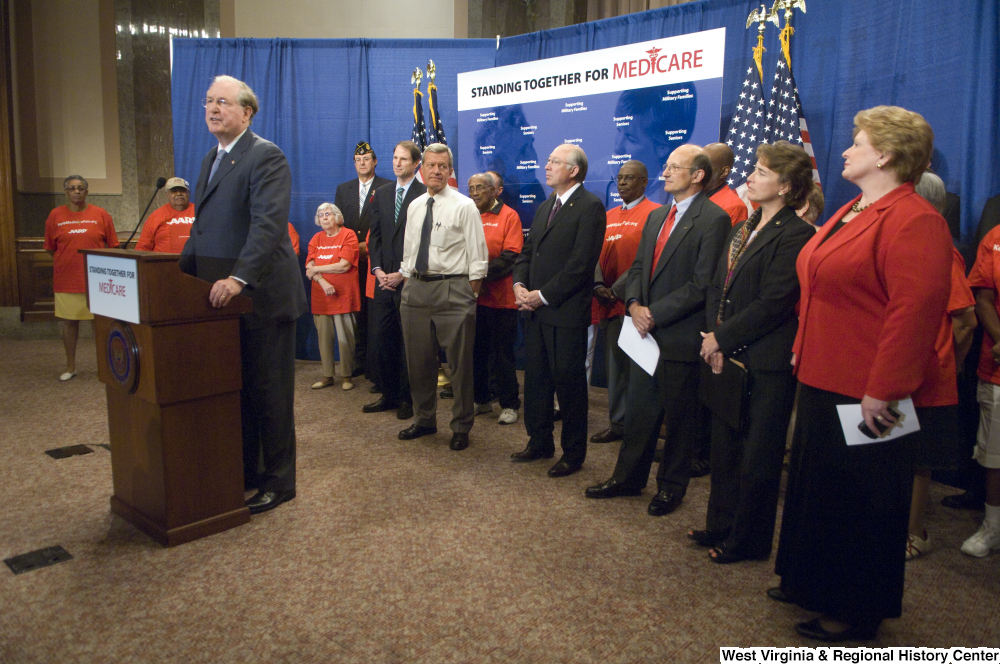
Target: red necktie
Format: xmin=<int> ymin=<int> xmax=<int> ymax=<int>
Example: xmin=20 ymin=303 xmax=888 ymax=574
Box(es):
xmin=650 ymin=205 xmax=677 ymax=280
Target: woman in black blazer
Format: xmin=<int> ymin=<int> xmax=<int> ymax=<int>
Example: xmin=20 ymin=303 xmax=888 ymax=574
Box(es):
xmin=691 ymin=141 xmax=816 ymax=564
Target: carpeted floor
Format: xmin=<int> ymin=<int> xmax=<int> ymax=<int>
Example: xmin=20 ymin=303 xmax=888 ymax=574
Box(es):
xmin=1 ymin=337 xmax=998 ymax=663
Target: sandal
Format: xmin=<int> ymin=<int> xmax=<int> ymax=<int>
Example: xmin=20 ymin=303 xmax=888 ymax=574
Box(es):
xmin=708 ymin=543 xmax=763 ymax=564
xmin=905 ymin=530 xmax=931 ymax=561
xmin=687 ymin=528 xmax=727 ymax=547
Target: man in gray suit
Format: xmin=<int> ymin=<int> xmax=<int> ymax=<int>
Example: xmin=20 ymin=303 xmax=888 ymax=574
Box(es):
xmin=179 ymin=75 xmax=306 ymax=514
xmin=585 ymin=144 xmax=730 ymax=516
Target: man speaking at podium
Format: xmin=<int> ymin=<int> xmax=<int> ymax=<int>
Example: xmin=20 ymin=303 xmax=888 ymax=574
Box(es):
xmin=179 ymin=75 xmax=306 ymax=515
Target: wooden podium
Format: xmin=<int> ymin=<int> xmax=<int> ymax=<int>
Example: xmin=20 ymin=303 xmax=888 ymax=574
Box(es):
xmin=82 ymin=248 xmax=252 ymax=546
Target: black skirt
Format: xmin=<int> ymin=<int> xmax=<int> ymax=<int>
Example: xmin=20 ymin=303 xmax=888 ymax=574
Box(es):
xmin=775 ymin=383 xmax=915 ymax=624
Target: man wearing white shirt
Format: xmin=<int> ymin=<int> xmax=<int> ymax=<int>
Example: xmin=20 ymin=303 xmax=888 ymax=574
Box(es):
xmin=511 ymin=143 xmax=607 ymax=478
xmin=397 ymin=143 xmax=488 ymax=451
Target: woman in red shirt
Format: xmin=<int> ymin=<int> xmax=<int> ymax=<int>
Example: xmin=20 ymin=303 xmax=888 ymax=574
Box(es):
xmin=773 ymin=107 xmax=952 ymax=642
xmin=305 ymin=203 xmax=360 ymax=390
xmin=43 ymin=175 xmax=119 ymax=381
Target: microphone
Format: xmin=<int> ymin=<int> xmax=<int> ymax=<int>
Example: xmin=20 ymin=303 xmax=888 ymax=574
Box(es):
xmin=124 ymin=177 xmax=168 ymax=248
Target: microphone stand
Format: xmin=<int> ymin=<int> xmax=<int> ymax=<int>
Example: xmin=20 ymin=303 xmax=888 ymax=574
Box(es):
xmin=124 ymin=178 xmax=167 ymax=248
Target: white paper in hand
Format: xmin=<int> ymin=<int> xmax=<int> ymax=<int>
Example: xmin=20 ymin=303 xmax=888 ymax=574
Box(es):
xmin=618 ymin=315 xmax=660 ymax=376
xmin=836 ymin=398 xmax=920 ymax=446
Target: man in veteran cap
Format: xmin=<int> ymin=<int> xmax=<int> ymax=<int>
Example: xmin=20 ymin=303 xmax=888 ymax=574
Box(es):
xmin=335 ymin=141 xmax=392 ymax=377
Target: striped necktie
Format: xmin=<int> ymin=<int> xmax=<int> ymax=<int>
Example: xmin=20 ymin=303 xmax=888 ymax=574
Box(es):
xmin=395 ymin=187 xmax=404 ymax=224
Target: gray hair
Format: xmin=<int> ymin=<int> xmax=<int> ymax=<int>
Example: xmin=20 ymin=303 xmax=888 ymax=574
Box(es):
xmin=213 ymin=75 xmax=259 ymax=122
xmin=564 ymin=144 xmax=588 ymax=183
xmin=315 ymin=202 xmax=344 ymax=226
xmin=63 ymin=175 xmax=88 ymax=189
xmin=915 ymin=172 xmax=946 ymax=214
xmin=423 ymin=143 xmax=453 ymax=168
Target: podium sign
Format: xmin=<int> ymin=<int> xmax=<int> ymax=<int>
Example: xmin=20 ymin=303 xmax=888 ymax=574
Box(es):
xmin=86 ymin=253 xmax=140 ymax=324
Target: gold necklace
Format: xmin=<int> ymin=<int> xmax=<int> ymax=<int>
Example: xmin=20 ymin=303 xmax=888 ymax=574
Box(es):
xmin=850 ymin=200 xmax=870 ymax=213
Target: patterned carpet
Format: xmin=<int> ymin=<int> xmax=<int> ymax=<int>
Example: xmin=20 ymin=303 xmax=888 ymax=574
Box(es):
xmin=1 ymin=337 xmax=998 ymax=663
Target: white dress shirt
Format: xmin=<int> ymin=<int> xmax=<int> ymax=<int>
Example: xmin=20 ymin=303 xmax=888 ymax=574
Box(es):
xmin=399 ymin=186 xmax=488 ymax=281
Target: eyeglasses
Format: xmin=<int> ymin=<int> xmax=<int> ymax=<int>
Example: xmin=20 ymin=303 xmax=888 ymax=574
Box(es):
xmin=546 ymin=157 xmax=569 ymax=167
xmin=65 ymin=186 xmax=87 ymax=192
xmin=468 ymin=185 xmax=493 ymax=193
xmin=616 ymin=174 xmax=642 ymax=183
xmin=663 ymin=163 xmax=695 ymax=174
xmin=202 ymin=97 xmax=235 ymax=108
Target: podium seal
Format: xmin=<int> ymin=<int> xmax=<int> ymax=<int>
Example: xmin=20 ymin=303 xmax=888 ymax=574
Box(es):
xmin=107 ymin=321 xmax=140 ymax=394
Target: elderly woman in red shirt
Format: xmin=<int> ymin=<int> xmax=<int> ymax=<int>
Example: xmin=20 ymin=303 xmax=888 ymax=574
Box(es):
xmin=306 ymin=203 xmax=360 ymax=391
xmin=772 ymin=107 xmax=952 ymax=642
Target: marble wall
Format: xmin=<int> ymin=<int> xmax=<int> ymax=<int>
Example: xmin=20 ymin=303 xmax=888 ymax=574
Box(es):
xmin=15 ymin=0 xmax=219 ymax=236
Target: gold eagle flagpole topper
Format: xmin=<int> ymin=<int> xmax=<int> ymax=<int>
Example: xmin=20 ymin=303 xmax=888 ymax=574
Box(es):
xmin=771 ymin=0 xmax=806 ymax=69
xmin=746 ymin=3 xmax=779 ymax=82
xmin=411 ymin=66 xmax=423 ymax=126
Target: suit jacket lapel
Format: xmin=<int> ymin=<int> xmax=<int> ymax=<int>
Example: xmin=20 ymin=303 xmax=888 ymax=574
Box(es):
xmin=650 ymin=194 xmax=700 ymax=284
xmin=727 ymin=208 xmax=792 ymax=284
xmin=200 ymin=131 xmax=254 ymax=206
xmin=394 ymin=183 xmax=421 ymax=239
xmin=538 ymin=186 xmax=583 ymax=242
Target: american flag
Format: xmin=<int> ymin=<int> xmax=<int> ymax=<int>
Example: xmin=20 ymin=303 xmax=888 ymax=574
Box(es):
xmin=427 ymin=82 xmax=447 ymax=146
xmin=725 ymin=65 xmax=769 ymax=200
xmin=412 ymin=89 xmax=428 ymax=151
xmin=763 ymin=57 xmax=820 ymax=184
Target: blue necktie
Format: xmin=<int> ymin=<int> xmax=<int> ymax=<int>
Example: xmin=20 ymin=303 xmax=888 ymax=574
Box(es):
xmin=209 ymin=149 xmax=226 ymax=182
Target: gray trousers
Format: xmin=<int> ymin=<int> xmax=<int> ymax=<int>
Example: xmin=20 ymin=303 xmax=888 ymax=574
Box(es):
xmin=603 ymin=315 xmax=629 ymax=435
xmin=400 ymin=277 xmax=477 ymax=433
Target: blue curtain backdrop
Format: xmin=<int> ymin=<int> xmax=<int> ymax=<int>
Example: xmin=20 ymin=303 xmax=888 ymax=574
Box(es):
xmin=171 ymin=0 xmax=999 ymax=361
xmin=495 ymin=0 xmax=1000 ymax=243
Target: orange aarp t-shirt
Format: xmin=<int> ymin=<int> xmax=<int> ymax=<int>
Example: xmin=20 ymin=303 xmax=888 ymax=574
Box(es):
xmin=479 ymin=203 xmax=523 ymax=310
xmin=592 ymin=197 xmax=660 ymax=322
xmin=968 ymin=226 xmax=1000 ymax=385
xmin=307 ymin=227 xmax=360 ymax=315
xmin=44 ymin=204 xmax=118 ymax=293
xmin=135 ymin=203 xmax=195 ymax=253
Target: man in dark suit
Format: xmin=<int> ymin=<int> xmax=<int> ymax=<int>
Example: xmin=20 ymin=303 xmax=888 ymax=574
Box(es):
xmin=364 ymin=140 xmax=426 ymax=420
xmin=335 ymin=142 xmax=392 ymax=378
xmin=584 ymin=144 xmax=730 ymax=516
xmin=179 ymin=75 xmax=306 ymax=514
xmin=511 ymin=143 xmax=606 ymax=477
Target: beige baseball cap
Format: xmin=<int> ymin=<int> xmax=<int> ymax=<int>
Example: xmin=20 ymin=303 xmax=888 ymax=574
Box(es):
xmin=165 ymin=177 xmax=189 ymax=190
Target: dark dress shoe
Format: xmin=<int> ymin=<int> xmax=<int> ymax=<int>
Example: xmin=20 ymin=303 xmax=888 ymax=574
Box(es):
xmin=689 ymin=458 xmax=711 ymax=478
xmin=548 ymin=459 xmax=582 ymax=477
xmin=399 ymin=424 xmax=437 ymax=440
xmin=246 ymin=489 xmax=295 ymax=515
xmin=396 ymin=402 xmax=414 ymax=420
xmin=795 ymin=618 xmax=878 ymax=642
xmin=647 ymin=490 xmax=682 ymax=516
xmin=510 ymin=447 xmax=555 ymax=463
xmin=589 ymin=428 xmax=622 ymax=444
xmin=585 ymin=477 xmax=641 ymax=499
xmin=363 ymin=396 xmax=397 ymax=413
xmin=369 ymin=385 xmax=381 ymax=394
xmin=708 ymin=542 xmax=766 ymax=564
xmin=449 ymin=432 xmax=469 ymax=450
xmin=941 ymin=490 xmax=985 ymax=510
xmin=687 ymin=528 xmax=728 ymax=547
xmin=440 ymin=387 xmax=454 ymax=399
xmin=766 ymin=586 xmax=796 ymax=604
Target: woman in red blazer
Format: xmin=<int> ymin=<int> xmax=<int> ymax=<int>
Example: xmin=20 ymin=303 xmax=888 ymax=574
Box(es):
xmin=771 ymin=107 xmax=952 ymax=642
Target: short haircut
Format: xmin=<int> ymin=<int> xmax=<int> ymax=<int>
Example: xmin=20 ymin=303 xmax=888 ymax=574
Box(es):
xmin=469 ymin=172 xmax=495 ymax=188
xmin=213 ymin=75 xmax=259 ymax=122
xmin=487 ymin=170 xmax=504 ymax=188
xmin=315 ymin=202 xmax=343 ymax=226
xmin=423 ymin=143 xmax=453 ymax=168
xmin=853 ymin=105 xmax=933 ymax=183
xmin=564 ymin=144 xmax=588 ymax=182
xmin=755 ymin=141 xmax=815 ymax=209
xmin=690 ymin=152 xmax=713 ymax=190
xmin=63 ymin=175 xmax=88 ymax=189
xmin=915 ymin=172 xmax=947 ymax=214
xmin=803 ymin=183 xmax=825 ymax=223
xmin=621 ymin=159 xmax=648 ymax=181
xmin=396 ymin=140 xmax=422 ymax=163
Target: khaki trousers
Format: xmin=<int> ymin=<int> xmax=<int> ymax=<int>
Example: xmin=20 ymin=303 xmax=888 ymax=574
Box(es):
xmin=313 ymin=313 xmax=356 ymax=378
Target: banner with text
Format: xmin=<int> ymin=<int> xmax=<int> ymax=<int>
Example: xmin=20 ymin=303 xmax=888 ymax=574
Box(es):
xmin=457 ymin=28 xmax=725 ymax=227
